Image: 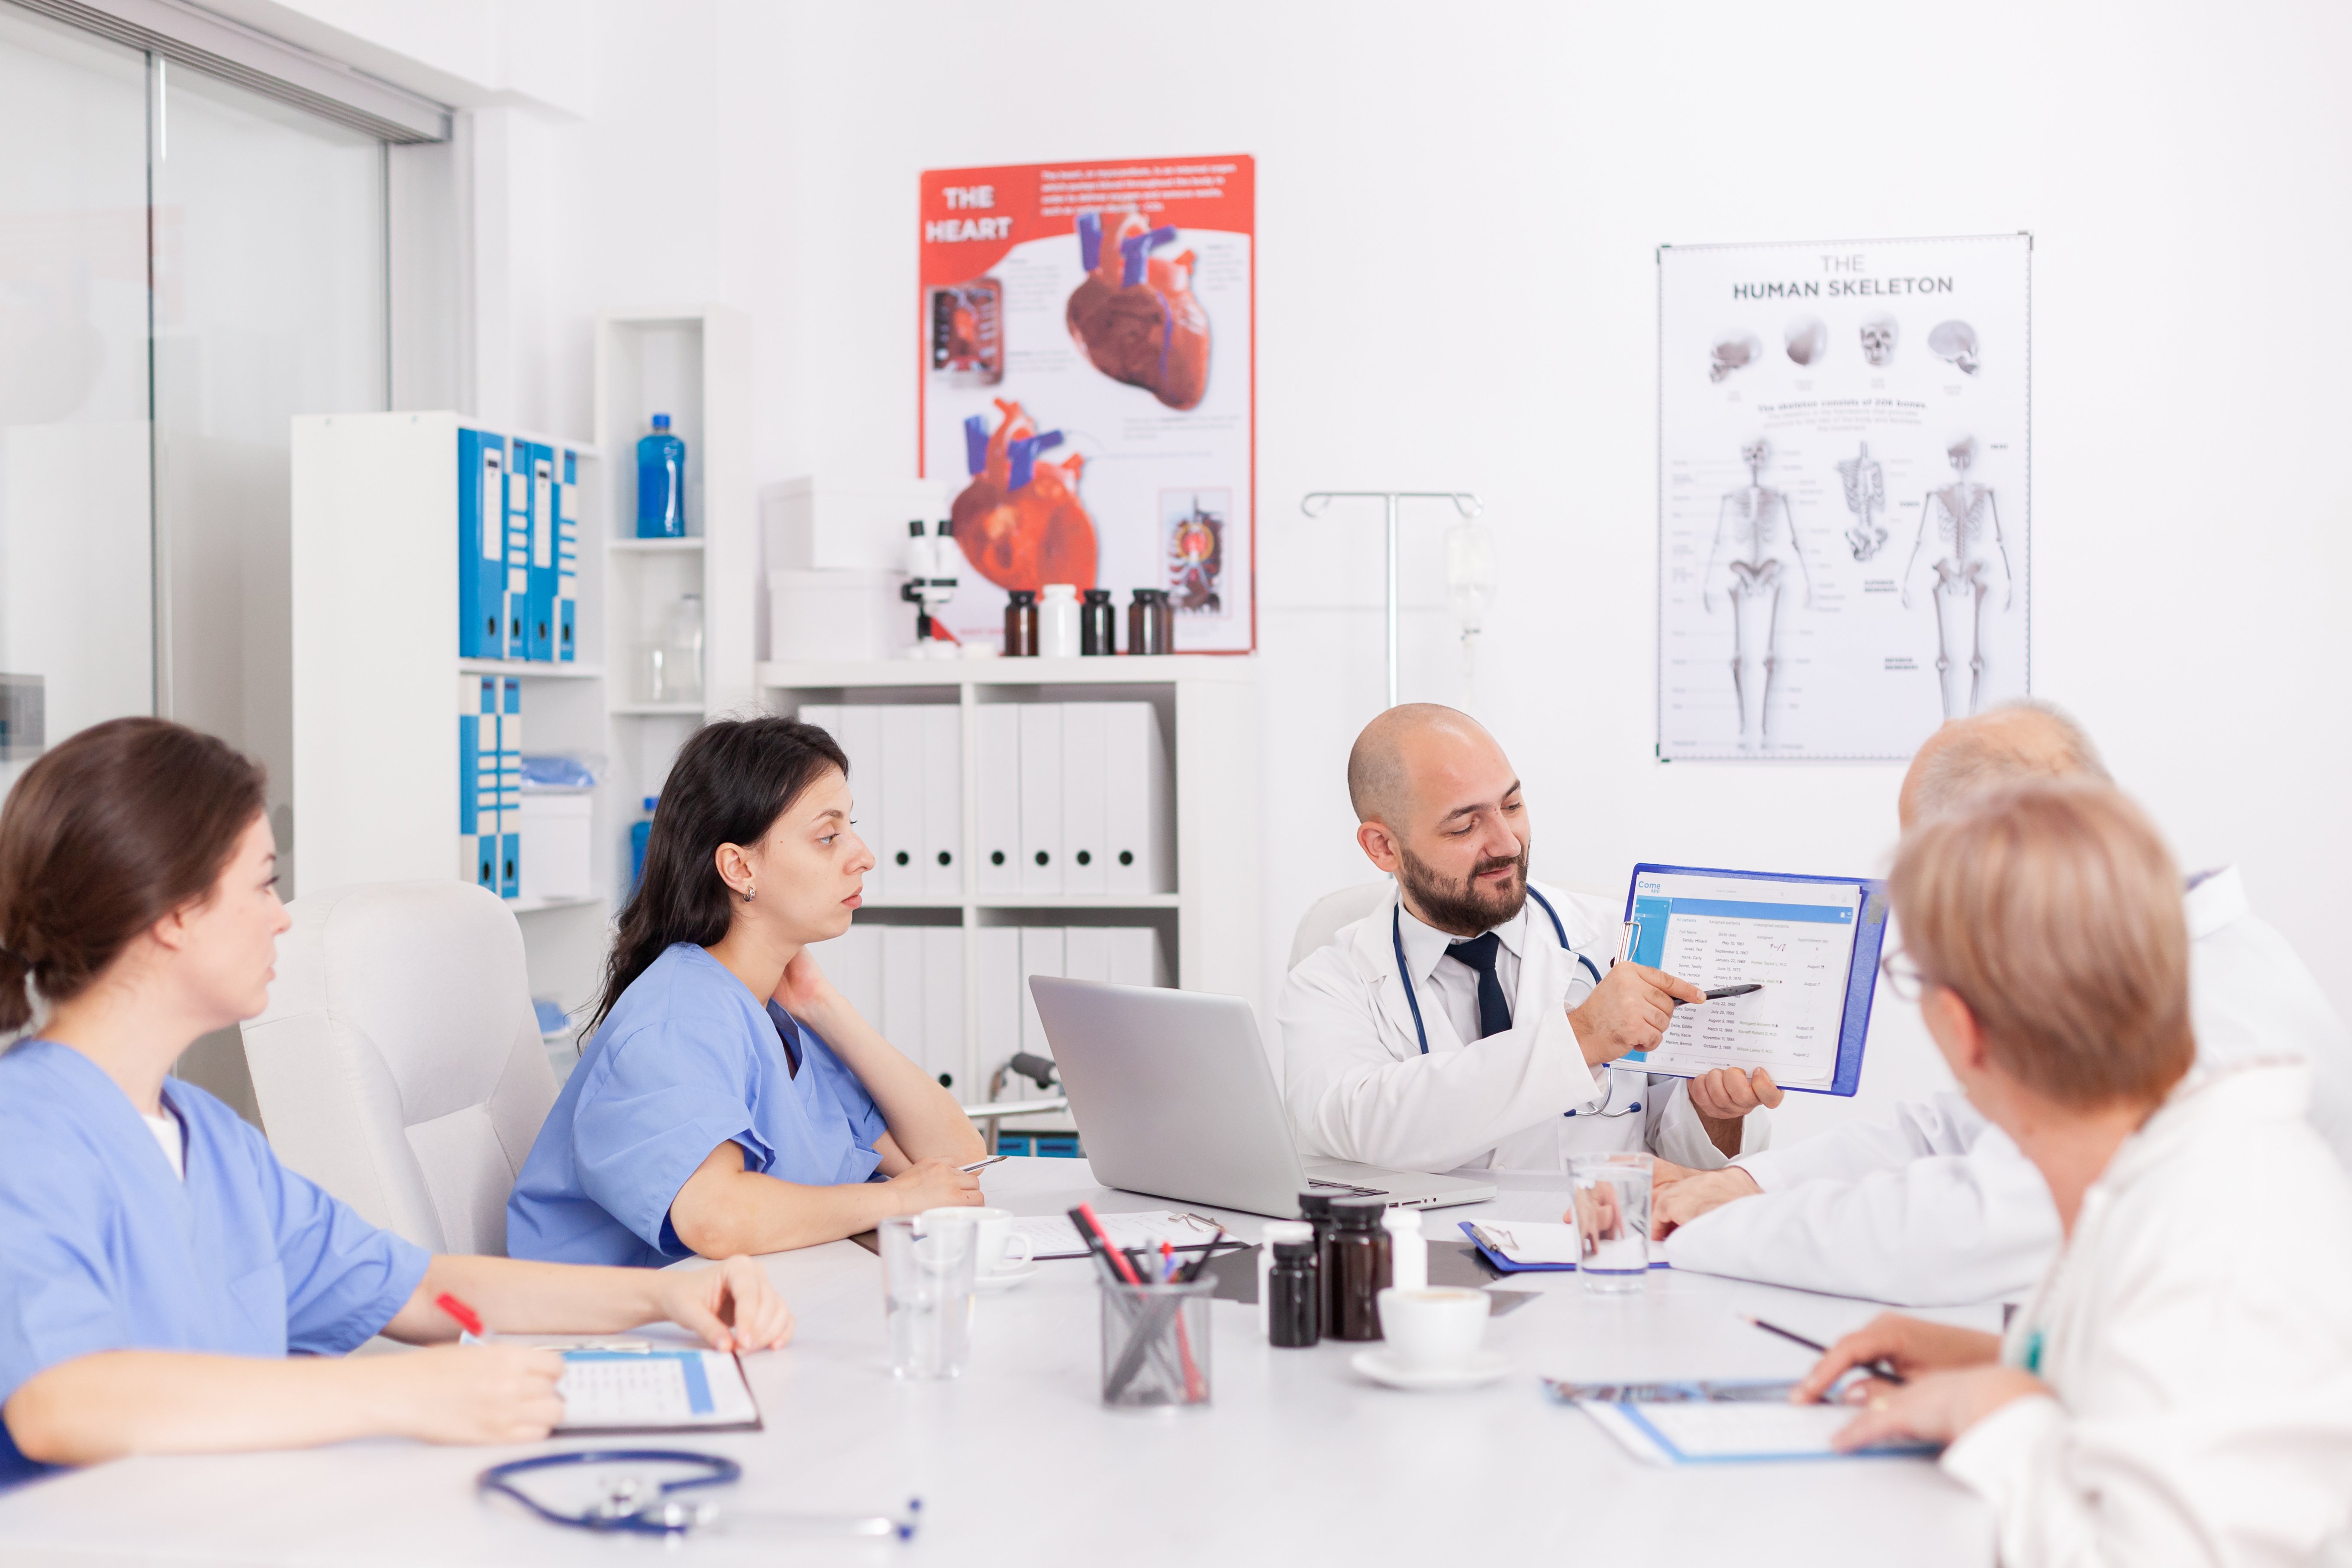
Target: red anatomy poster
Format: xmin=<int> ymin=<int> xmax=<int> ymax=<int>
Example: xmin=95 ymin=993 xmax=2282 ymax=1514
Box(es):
xmin=919 ymin=155 xmax=1255 ymax=652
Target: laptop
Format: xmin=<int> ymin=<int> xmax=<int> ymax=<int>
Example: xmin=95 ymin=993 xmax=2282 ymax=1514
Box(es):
xmin=1028 ymin=976 xmax=1496 ymax=1219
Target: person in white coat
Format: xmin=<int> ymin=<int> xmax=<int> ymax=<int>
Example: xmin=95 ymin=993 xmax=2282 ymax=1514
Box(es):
xmin=1280 ymin=705 xmax=1778 ymax=1174
xmin=1655 ymin=702 xmax=2352 ymax=1303
xmin=1791 ymin=780 xmax=2352 ymax=1567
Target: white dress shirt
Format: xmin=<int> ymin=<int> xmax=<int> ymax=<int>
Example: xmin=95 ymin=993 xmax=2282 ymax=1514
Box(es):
xmin=1395 ymin=900 xmax=1527 ymax=1049
xmin=1664 ymin=865 xmax=2352 ymax=1304
xmin=1939 ymin=1065 xmax=2352 ymax=1566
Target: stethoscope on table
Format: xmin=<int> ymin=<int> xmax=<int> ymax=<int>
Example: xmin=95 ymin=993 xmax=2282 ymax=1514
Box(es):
xmin=477 ymin=1450 xmax=920 ymax=1540
xmin=1392 ymin=886 xmax=1637 ymax=1116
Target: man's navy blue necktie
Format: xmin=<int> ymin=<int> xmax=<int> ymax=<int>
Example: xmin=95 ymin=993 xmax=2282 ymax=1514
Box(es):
xmin=1448 ymin=932 xmax=1513 ymax=1039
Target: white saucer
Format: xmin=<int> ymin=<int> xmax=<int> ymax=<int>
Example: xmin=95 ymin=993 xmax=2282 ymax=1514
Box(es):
xmin=1351 ymin=1348 xmax=1511 ymax=1391
xmin=975 ymin=1260 xmax=1039 ymax=1293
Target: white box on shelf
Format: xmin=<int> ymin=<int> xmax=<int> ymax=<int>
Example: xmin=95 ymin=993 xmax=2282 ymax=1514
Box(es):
xmin=1061 ymin=703 xmax=1108 ymax=897
xmin=1062 ymin=925 xmax=1110 ymax=985
xmin=975 ymin=704 xmax=1020 ymax=897
xmin=922 ymin=926 xmax=964 ymax=1093
xmin=881 ymin=924 xmax=926 ymax=1067
xmin=767 ymin=570 xmax=907 ymax=663
xmin=878 ymin=707 xmax=926 ymax=899
xmin=763 ymin=477 xmax=948 ymax=573
xmin=1103 ymin=703 xmax=1171 ymax=895
xmin=922 ymin=705 xmax=961 ymax=898
xmin=1108 ymin=926 xmax=1168 ymax=989
xmin=1019 ymin=927 xmax=1062 ymax=1057
xmin=1017 ymin=705 xmax=1062 ymax=897
xmin=517 ymin=792 xmax=594 ymax=901
xmin=977 ymin=926 xmax=1020 ymax=1074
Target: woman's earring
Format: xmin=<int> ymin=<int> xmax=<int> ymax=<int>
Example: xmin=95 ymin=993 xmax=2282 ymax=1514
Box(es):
xmin=744 ymin=883 xmax=756 ymax=902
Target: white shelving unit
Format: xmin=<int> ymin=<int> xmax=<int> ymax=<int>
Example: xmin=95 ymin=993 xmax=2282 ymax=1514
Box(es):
xmin=760 ymin=655 xmax=1261 ymax=1121
xmin=288 ymin=410 xmax=614 ymax=1055
xmin=594 ymin=309 xmax=755 ymax=963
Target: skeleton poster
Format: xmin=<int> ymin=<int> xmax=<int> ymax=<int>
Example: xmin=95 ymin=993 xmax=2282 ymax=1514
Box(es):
xmin=918 ymin=157 xmax=1256 ymax=653
xmin=1656 ymin=234 xmax=2030 ymax=761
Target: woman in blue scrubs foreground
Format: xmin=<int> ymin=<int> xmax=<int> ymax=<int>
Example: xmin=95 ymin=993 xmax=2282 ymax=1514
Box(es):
xmin=506 ymin=716 xmax=984 ymax=1266
xmin=0 ymin=720 xmax=792 ymax=1487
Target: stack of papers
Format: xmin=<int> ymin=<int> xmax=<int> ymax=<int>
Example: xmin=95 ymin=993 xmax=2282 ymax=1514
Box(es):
xmin=1548 ymin=1379 xmax=1933 ymax=1465
xmin=556 ymin=1349 xmax=762 ymax=1434
xmin=1013 ymin=1209 xmax=1227 ymax=1260
xmin=1461 ymin=1220 xmax=1667 ymax=1271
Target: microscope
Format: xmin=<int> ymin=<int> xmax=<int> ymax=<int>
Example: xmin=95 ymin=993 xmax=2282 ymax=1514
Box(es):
xmin=901 ymin=518 xmax=960 ymax=659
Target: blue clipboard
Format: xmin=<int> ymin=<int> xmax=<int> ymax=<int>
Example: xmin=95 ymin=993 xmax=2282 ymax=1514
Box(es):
xmin=1618 ymin=863 xmax=1888 ymax=1098
xmin=1459 ymin=1223 xmax=1671 ymax=1273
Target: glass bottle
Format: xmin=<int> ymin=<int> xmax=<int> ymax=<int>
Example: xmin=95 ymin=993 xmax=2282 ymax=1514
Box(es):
xmin=1003 ymin=589 xmax=1039 ymax=656
xmin=1127 ymin=588 xmax=1173 ymax=656
xmin=1266 ymin=1235 xmax=1321 ymax=1349
xmin=635 ymin=413 xmax=686 ymax=538
xmin=1080 ymin=587 xmax=1116 ymax=655
xmin=1326 ymin=1197 xmax=1391 ymax=1342
xmin=1298 ymin=1191 xmax=1336 ymax=1334
xmin=660 ymin=593 xmax=704 ymax=706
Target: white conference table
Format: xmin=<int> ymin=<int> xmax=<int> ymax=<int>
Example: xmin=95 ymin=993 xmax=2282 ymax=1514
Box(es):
xmin=0 ymin=1158 xmax=1997 ymax=1566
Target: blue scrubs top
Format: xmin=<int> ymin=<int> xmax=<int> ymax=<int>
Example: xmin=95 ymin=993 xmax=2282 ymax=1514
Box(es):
xmin=506 ymin=943 xmax=887 ymax=1267
xmin=0 ymin=1039 xmax=429 ymax=1489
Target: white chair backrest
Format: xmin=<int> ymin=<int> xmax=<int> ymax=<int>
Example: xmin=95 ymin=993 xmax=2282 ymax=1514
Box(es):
xmin=1289 ymin=880 xmax=1393 ymax=971
xmin=241 ymin=881 xmax=558 ymax=1255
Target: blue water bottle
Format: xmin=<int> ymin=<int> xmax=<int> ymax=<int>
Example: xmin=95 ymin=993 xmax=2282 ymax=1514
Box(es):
xmin=636 ymin=414 xmax=686 ymax=538
xmin=629 ymin=797 xmax=658 ymax=890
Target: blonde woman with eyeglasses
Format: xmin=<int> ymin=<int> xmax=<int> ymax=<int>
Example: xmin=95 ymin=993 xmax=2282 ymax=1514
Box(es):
xmin=1794 ymin=780 xmax=2352 ymax=1565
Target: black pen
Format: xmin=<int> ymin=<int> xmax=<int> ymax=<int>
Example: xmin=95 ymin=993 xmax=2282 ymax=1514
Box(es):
xmin=1674 ymin=983 xmax=1764 ymax=1007
xmin=1742 ymin=1315 xmax=1908 ymax=1386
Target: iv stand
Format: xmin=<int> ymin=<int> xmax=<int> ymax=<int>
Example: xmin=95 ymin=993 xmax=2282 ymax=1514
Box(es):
xmin=1299 ymin=490 xmax=1484 ymax=709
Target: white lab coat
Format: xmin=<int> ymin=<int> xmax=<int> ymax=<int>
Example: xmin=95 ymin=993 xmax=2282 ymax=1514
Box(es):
xmin=1665 ymin=865 xmax=2352 ymax=1304
xmin=1938 ymin=1064 xmax=2352 ymax=1567
xmin=1279 ymin=880 xmax=1758 ymax=1173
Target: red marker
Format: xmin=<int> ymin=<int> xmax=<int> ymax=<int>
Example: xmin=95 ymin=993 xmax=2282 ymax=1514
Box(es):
xmin=436 ymin=1292 xmax=493 ymax=1343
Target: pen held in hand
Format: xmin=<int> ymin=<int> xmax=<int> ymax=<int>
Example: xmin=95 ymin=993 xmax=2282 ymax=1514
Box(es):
xmin=1742 ymin=1315 xmax=1908 ymax=1387
xmin=1676 ymin=982 xmax=1764 ymax=1007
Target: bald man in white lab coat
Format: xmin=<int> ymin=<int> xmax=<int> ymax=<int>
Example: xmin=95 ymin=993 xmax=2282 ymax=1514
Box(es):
xmin=1655 ymin=702 xmax=2352 ymax=1304
xmin=1281 ymin=705 xmax=1778 ymax=1174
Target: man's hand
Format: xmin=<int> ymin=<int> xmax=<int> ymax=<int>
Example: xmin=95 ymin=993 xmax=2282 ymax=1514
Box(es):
xmin=1829 ymin=1365 xmax=2046 ymax=1452
xmin=1652 ymin=1165 xmax=1761 ymax=1238
xmin=1790 ymin=1312 xmax=2002 ymax=1405
xmin=1689 ymin=1066 xmax=1783 ymax=1157
xmin=1567 ymin=963 xmax=1705 ymax=1068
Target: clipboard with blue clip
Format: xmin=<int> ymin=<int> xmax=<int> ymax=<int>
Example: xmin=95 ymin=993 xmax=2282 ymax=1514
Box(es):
xmin=1616 ymin=864 xmax=1889 ymax=1097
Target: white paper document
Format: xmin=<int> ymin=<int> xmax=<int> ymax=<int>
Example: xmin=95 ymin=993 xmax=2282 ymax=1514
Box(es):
xmin=1465 ymin=1220 xmax=1665 ymax=1268
xmin=555 ymin=1350 xmax=761 ymax=1432
xmin=1552 ymin=1379 xmax=1932 ymax=1465
xmin=1013 ymin=1209 xmax=1226 ymax=1260
xmin=1625 ymin=868 xmax=1868 ymax=1091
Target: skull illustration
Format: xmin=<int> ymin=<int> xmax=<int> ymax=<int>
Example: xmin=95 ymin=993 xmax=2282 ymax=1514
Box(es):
xmin=1858 ymin=314 xmax=1898 ymax=367
xmin=1710 ymin=333 xmax=1761 ymax=383
xmin=1784 ymin=315 xmax=1827 ymax=366
xmin=1742 ymin=438 xmax=1769 ymax=475
xmin=1948 ymin=435 xmax=1977 ymax=472
xmin=1928 ymin=319 xmax=1981 ymax=375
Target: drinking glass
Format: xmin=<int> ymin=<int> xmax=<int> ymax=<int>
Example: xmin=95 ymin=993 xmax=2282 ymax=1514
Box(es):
xmin=1568 ymin=1151 xmax=1654 ymax=1294
xmin=879 ymin=1215 xmax=975 ymax=1378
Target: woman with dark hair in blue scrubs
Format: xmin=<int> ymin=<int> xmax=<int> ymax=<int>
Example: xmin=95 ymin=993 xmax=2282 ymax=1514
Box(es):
xmin=0 ymin=719 xmax=792 ymax=1487
xmin=506 ymin=716 xmax=985 ymax=1266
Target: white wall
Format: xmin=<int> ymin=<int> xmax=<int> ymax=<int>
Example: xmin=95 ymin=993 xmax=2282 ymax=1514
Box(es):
xmin=344 ymin=0 xmax=2352 ymax=1140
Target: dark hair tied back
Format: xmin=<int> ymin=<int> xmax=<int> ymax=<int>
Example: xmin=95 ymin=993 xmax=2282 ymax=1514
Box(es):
xmin=0 ymin=718 xmax=268 ymax=1035
xmin=584 ymin=716 xmax=849 ymax=1042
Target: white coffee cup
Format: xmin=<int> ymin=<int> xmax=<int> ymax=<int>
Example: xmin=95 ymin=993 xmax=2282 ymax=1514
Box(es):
xmin=1375 ymin=1286 xmax=1491 ymax=1373
xmin=921 ymin=1207 xmax=1033 ymax=1276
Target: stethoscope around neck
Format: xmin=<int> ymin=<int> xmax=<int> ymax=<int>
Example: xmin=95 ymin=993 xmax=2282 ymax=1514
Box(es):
xmin=1392 ymin=885 xmax=1630 ymax=1116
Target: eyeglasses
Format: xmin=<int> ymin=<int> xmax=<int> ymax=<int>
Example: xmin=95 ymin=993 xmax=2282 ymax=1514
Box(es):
xmin=1879 ymin=947 xmax=1930 ymax=1002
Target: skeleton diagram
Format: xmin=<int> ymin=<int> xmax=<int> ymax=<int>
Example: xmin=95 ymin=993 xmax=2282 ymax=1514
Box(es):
xmin=1836 ymin=442 xmax=1887 ymax=562
xmin=1901 ymin=436 xmax=2013 ymax=719
xmin=1703 ymin=439 xmax=1813 ymax=749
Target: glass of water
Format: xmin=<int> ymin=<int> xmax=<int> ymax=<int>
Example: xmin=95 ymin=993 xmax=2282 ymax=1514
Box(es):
xmin=879 ymin=1215 xmax=976 ymax=1378
xmin=1568 ymin=1152 xmax=1654 ymax=1293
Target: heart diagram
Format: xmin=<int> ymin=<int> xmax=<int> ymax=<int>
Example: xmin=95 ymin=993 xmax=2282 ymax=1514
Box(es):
xmin=950 ymin=399 xmax=1099 ymax=592
xmin=1065 ymin=210 xmax=1211 ymax=411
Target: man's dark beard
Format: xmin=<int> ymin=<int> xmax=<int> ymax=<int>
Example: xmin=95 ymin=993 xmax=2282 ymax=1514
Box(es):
xmin=1397 ymin=842 xmax=1529 ymax=938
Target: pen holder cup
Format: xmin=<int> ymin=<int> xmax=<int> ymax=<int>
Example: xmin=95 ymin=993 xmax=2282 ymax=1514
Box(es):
xmin=1099 ymin=1281 xmax=1213 ymax=1409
